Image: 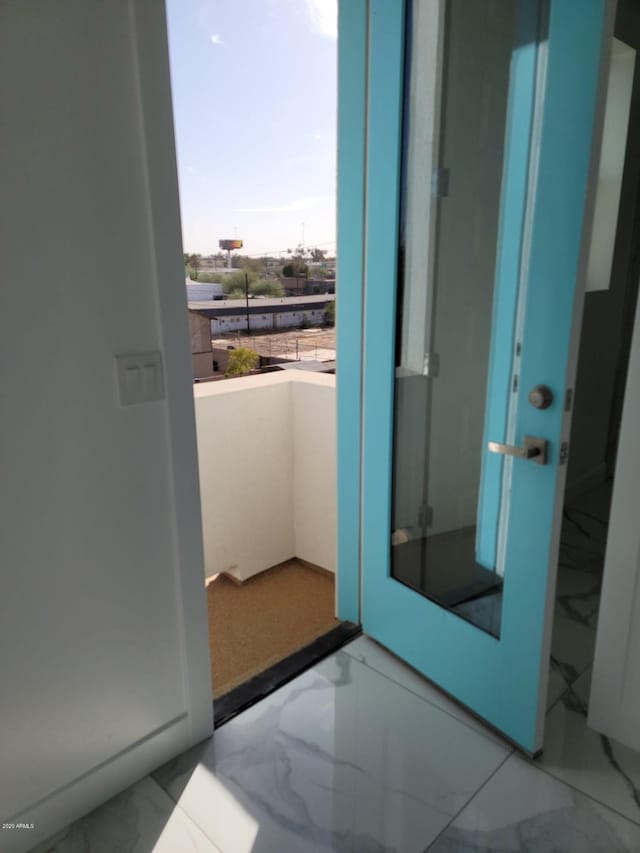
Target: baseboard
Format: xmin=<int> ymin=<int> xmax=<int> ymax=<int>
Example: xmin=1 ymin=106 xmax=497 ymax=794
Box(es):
xmin=296 ymin=557 xmax=335 ymax=578
xmin=220 ymin=556 xmax=334 ymax=585
xmin=564 ymin=461 xmax=607 ymax=504
xmin=5 ymin=713 xmax=212 ymax=853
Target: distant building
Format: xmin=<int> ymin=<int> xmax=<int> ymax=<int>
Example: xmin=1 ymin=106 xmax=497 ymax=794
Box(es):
xmin=185 ymin=279 xmax=224 ymax=301
xmin=188 ymin=310 xmax=215 ymax=379
xmin=188 ymin=294 xmax=335 ymax=335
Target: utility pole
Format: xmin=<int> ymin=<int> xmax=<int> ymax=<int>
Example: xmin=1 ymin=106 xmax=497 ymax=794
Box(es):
xmin=245 ymin=273 xmax=251 ymax=336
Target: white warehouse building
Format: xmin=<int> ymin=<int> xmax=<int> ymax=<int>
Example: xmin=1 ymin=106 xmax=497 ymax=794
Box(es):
xmin=187 ymin=294 xmax=335 ymax=334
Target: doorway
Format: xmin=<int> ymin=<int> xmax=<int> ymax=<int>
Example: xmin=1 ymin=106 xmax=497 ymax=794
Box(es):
xmin=163 ymin=0 xmax=355 ymax=720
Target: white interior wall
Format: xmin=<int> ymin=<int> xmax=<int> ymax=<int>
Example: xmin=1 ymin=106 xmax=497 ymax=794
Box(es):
xmin=0 ymin=1 xmax=212 ymax=848
xmin=589 ymin=275 xmax=640 ymax=750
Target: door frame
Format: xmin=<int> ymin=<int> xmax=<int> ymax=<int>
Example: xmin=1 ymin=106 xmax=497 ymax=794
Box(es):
xmin=336 ymin=0 xmax=616 ymax=753
xmin=134 ymin=0 xmax=214 ymax=744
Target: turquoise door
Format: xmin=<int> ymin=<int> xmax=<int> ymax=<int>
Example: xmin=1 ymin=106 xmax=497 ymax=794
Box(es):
xmin=337 ymin=0 xmax=613 ymax=754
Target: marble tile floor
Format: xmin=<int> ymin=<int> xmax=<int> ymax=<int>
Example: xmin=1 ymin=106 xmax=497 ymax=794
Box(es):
xmin=548 ymin=482 xmax=611 ymax=700
xmin=31 ymin=633 xmax=640 ymax=853
xmin=539 ymin=667 xmax=640 ymax=827
xmin=33 ymin=482 xmax=634 ymax=852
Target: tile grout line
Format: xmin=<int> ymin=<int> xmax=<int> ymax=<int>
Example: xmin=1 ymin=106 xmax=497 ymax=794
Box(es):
xmin=145 ymin=774 xmax=224 ymax=851
xmin=341 ymin=642 xmax=510 ymax=749
xmin=544 ymin=658 xmax=590 ymax=715
xmin=524 ymin=754 xmax=640 ymax=830
xmin=146 ymin=772 xmax=183 ymax=805
xmin=421 ymin=749 xmax=515 ymax=852
xmin=345 ymin=644 xmax=640 ymax=829
xmin=537 ymin=668 xmax=640 ymax=828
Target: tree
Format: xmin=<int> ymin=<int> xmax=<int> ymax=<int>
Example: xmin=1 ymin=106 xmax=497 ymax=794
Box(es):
xmin=226 ymin=288 xmax=246 ymax=300
xmin=310 ymin=248 xmax=327 ymax=262
xmin=185 ymin=253 xmax=202 ymax=280
xmin=226 ymin=347 xmax=259 ymax=377
xmin=251 ymin=279 xmax=284 ymax=298
xmin=282 ymin=260 xmax=308 ymax=278
xmin=219 ymin=270 xmax=259 ymax=295
xmin=323 ymin=300 xmax=335 ymax=326
xmin=235 ymin=255 xmax=265 ymax=274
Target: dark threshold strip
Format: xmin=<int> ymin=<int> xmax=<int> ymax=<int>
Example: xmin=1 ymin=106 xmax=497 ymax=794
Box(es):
xmin=213 ymin=621 xmax=362 ymax=729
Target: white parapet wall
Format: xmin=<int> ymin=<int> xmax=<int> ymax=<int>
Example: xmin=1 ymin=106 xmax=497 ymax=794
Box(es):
xmin=194 ymin=371 xmax=337 ymax=582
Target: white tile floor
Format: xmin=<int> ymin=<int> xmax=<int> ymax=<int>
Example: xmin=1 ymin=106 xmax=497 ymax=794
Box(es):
xmin=32 ymin=483 xmax=640 ymax=852
xmin=31 ymin=634 xmax=640 ymax=853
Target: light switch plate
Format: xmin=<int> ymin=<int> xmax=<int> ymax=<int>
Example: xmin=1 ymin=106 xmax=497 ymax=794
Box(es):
xmin=115 ymin=351 xmax=165 ymax=406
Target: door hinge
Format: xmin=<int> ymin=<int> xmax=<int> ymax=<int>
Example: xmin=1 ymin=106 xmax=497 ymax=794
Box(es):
xmin=559 ymin=441 xmax=570 ymax=465
xmin=432 ymin=167 xmax=450 ymax=198
xmin=564 ymin=388 xmax=573 ymax=411
xmin=512 ymin=374 xmax=519 ymax=392
xmin=423 ymin=352 xmax=440 ymax=378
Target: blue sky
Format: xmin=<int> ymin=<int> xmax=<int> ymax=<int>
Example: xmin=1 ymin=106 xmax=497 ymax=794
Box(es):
xmin=166 ymin=0 xmax=337 ymax=257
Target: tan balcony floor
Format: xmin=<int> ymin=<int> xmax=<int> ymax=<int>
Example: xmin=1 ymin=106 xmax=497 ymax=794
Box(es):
xmin=206 ymin=558 xmax=339 ymax=698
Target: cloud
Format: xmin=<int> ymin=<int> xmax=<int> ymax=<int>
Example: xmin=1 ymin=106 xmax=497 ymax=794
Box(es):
xmin=304 ymin=0 xmax=337 ymax=39
xmin=234 ymin=196 xmax=330 ymax=214
xmin=210 ymin=33 xmax=225 ymax=46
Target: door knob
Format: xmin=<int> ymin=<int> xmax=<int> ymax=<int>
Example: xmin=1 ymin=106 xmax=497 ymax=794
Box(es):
xmin=487 ymin=435 xmax=548 ymax=465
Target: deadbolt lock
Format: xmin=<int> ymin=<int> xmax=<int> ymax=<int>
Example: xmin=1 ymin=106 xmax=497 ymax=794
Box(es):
xmin=528 ymin=384 xmax=553 ymax=410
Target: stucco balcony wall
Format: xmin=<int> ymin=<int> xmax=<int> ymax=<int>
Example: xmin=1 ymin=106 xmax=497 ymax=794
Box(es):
xmin=194 ymin=371 xmax=336 ymax=582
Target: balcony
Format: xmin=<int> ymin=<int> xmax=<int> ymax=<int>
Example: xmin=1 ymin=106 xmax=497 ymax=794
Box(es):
xmin=193 ymin=371 xmax=338 ymax=696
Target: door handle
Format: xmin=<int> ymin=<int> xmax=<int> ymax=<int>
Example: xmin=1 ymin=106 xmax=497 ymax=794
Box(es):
xmin=487 ymin=435 xmax=548 ymax=465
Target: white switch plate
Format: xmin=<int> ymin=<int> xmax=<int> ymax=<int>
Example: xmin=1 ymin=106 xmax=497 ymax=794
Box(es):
xmin=115 ymin=351 xmax=165 ymax=406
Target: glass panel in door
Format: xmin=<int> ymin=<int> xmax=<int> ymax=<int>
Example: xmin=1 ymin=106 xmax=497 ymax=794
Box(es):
xmin=392 ymin=0 xmax=536 ymax=637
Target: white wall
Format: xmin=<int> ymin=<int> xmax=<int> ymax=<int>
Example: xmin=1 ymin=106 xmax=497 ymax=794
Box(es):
xmin=0 ymin=1 xmax=212 ymax=849
xmin=589 ymin=277 xmax=640 ymax=749
xmin=292 ymin=376 xmax=337 ymax=572
xmin=194 ymin=372 xmax=337 ymax=582
xmin=195 ymin=374 xmax=295 ymax=581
